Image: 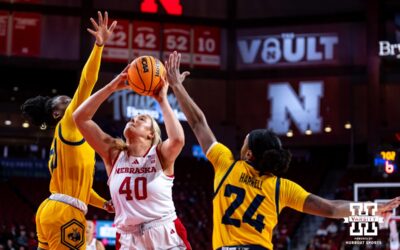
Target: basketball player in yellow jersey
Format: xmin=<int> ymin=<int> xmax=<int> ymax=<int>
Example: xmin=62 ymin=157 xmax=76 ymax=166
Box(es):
xmin=21 ymin=11 xmax=116 ymax=250
xmin=165 ymin=51 xmax=400 ymax=250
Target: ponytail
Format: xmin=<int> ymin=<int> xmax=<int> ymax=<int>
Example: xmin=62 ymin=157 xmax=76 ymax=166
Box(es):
xmin=248 ymin=129 xmax=292 ymax=176
xmin=113 ymin=138 xmax=128 ymax=151
xmin=255 ymin=148 xmax=292 ymax=176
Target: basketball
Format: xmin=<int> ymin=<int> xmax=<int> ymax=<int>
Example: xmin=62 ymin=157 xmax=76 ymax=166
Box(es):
xmin=127 ymin=56 xmax=166 ymax=96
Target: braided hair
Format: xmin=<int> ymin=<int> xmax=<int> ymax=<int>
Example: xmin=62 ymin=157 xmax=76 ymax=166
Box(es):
xmin=248 ymin=129 xmax=292 ymax=176
xmin=21 ymin=96 xmax=56 ymax=128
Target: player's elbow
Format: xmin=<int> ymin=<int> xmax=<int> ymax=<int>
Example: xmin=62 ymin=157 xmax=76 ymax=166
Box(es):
xmin=85 ymin=76 xmax=98 ymax=85
xmin=191 ymin=115 xmax=207 ymax=132
xmin=303 ymin=194 xmax=337 ymax=218
xmin=170 ymin=136 xmax=185 ymax=149
xmin=82 ymin=69 xmax=98 ymax=86
xmin=72 ymin=110 xmax=84 ymax=126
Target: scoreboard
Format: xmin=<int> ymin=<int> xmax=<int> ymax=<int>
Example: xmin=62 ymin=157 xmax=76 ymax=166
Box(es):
xmin=102 ymin=19 xmax=221 ymax=68
xmin=374 ymin=150 xmax=397 ymax=175
xmin=0 ymin=10 xmax=222 ymax=68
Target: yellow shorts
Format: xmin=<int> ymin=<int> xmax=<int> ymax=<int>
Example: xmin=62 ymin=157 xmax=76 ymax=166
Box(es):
xmin=36 ymin=199 xmax=87 ymax=249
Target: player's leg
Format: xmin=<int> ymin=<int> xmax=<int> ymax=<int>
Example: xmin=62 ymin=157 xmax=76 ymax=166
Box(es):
xmin=117 ymin=232 xmax=139 ymax=250
xmin=144 ymin=218 xmax=191 ymax=250
xmin=36 ymin=199 xmax=50 ymax=249
xmin=40 ymin=200 xmax=87 ymax=249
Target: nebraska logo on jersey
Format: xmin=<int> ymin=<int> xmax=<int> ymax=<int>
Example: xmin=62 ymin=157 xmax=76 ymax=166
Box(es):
xmin=116 ymin=167 xmax=156 ymax=174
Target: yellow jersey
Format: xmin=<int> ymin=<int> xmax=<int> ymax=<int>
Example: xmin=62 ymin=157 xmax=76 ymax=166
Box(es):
xmin=48 ymin=44 xmax=106 ymax=208
xmin=206 ymin=142 xmax=310 ymax=250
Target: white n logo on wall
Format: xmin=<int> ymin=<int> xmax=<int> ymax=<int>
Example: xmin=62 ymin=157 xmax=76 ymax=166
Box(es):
xmin=267 ymin=81 xmax=324 ymax=134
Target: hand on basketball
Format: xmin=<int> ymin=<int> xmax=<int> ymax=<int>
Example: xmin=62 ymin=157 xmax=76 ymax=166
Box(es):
xmin=87 ymin=11 xmax=117 ymax=46
xmin=165 ymin=51 xmax=190 ymax=87
xmin=152 ymin=76 xmax=169 ymax=103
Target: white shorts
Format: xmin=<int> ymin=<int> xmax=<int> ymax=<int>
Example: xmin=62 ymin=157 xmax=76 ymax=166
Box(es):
xmin=116 ymin=217 xmax=191 ymax=250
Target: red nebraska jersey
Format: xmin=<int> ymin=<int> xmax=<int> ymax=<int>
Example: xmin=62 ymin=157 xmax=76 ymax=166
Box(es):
xmin=108 ymin=146 xmax=176 ymax=230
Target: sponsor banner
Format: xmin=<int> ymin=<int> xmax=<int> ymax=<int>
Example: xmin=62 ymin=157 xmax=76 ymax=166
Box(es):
xmin=107 ymin=89 xmax=186 ymax=123
xmin=236 ymin=23 xmax=366 ymax=69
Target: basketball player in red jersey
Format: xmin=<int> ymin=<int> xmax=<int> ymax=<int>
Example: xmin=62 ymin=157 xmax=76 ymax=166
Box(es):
xmin=73 ymin=69 xmax=191 ymax=249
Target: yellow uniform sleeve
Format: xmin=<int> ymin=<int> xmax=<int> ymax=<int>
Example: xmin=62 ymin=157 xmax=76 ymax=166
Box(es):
xmin=89 ymin=188 xmax=107 ymax=209
xmin=279 ymin=178 xmax=310 ymax=212
xmin=206 ymin=142 xmax=235 ymax=173
xmin=60 ymin=44 xmax=104 ymax=141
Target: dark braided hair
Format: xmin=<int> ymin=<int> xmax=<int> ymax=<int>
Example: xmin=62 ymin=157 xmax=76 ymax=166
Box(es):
xmin=248 ymin=129 xmax=292 ymax=176
xmin=21 ymin=96 xmax=55 ymax=128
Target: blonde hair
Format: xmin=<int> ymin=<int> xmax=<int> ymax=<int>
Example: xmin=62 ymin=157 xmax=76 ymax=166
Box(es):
xmin=113 ymin=114 xmax=162 ymax=151
xmin=148 ymin=114 xmax=162 ymax=146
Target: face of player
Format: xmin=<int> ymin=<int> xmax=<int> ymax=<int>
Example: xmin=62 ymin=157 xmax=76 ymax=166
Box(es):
xmin=124 ymin=114 xmax=155 ymax=141
xmin=240 ymin=134 xmax=251 ymax=161
xmin=51 ymin=95 xmax=71 ymax=120
xmin=85 ymin=221 xmax=94 ymax=241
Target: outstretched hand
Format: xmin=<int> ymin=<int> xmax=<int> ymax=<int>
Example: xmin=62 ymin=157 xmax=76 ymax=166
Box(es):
xmin=165 ymin=51 xmax=190 ymax=88
xmin=377 ymin=197 xmax=400 ymax=217
xmin=87 ymin=11 xmax=117 ymax=46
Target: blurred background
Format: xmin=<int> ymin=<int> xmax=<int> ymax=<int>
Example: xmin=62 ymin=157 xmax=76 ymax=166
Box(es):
xmin=1 ymin=0 xmax=400 ymax=249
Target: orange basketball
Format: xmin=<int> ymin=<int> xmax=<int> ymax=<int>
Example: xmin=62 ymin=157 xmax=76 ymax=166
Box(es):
xmin=127 ymin=56 xmax=166 ymax=96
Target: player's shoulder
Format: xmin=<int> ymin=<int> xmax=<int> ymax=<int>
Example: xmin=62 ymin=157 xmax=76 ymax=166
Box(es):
xmin=206 ymin=142 xmax=233 ymax=157
xmin=279 ymin=177 xmax=305 ymax=192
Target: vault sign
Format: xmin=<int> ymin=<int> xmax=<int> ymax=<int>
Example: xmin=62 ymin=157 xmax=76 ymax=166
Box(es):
xmin=237 ymin=32 xmax=339 ymax=68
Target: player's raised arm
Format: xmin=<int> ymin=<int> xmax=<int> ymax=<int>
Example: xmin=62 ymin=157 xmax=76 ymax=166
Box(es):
xmin=62 ymin=11 xmax=117 ymax=136
xmin=66 ymin=11 xmax=117 ymax=114
xmin=73 ymin=67 xmax=130 ymax=174
xmin=166 ymin=51 xmax=216 ymax=153
xmin=152 ymin=78 xmax=185 ymax=170
xmin=302 ymin=194 xmax=400 ymax=219
xmin=82 ymin=11 xmax=116 ymax=84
